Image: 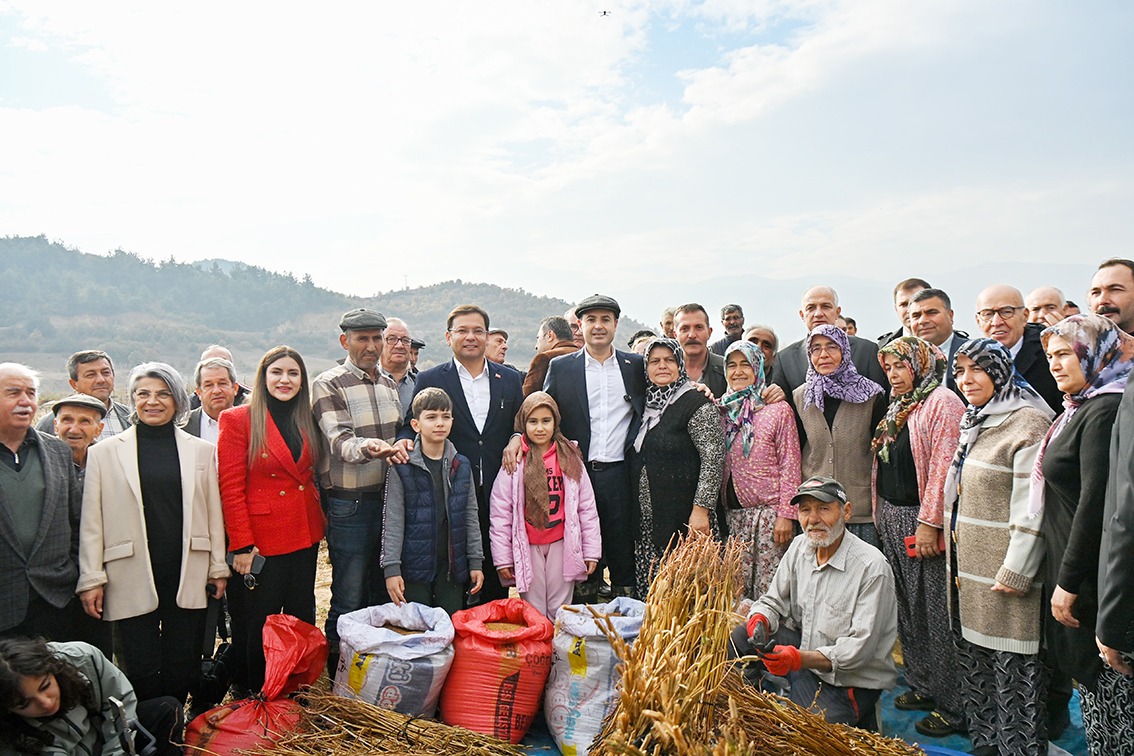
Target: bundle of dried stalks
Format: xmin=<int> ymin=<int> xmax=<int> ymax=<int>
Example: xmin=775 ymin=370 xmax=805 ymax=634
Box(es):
xmin=245 ymin=688 xmax=525 ymax=756
xmin=590 ymin=531 xmax=923 ymax=756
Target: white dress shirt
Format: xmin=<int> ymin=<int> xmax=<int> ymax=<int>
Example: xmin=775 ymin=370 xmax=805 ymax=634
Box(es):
xmin=454 ymin=358 xmax=490 ymax=433
xmin=199 ymin=413 xmax=220 ymax=445
xmin=584 ymin=349 xmax=633 ymax=463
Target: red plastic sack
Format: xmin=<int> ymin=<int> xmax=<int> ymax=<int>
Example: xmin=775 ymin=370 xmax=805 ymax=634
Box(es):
xmin=184 ymin=614 xmax=327 ymax=754
xmin=439 ymin=598 xmax=554 ymax=744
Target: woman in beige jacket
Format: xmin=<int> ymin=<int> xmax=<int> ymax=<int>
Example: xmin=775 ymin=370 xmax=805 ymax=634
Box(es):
xmin=77 ymin=362 xmax=227 ymax=704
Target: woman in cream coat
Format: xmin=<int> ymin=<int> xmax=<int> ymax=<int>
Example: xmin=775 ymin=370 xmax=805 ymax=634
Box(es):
xmin=77 ymin=362 xmax=227 ymax=705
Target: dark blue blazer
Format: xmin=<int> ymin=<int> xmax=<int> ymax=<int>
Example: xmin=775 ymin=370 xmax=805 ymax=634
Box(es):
xmin=543 ymin=349 xmax=646 ymax=461
xmin=401 ymin=359 xmax=523 ymax=502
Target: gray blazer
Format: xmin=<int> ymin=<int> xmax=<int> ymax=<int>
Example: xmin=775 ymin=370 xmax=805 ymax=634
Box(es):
xmin=0 ymin=430 xmax=82 ymax=631
xmin=183 ymin=408 xmax=204 ymax=438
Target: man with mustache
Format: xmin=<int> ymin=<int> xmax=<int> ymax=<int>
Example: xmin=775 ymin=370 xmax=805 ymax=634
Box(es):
xmin=729 ymin=476 xmax=898 ymax=729
xmin=674 ymin=303 xmax=727 ymax=398
xmin=1088 ymin=258 xmax=1134 ymax=334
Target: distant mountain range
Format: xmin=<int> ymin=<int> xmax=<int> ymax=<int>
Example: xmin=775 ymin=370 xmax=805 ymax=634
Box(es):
xmin=2 ymin=235 xmax=650 ymax=394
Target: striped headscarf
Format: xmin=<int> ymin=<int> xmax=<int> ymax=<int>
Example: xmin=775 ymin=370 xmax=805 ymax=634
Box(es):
xmin=720 ymin=341 xmax=767 ymax=456
xmin=871 ymin=337 xmax=945 ymax=463
xmin=802 ymin=324 xmax=884 ymax=411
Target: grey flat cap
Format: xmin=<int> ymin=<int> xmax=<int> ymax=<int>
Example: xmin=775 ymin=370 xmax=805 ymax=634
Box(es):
xmin=574 ymin=294 xmax=621 ymax=319
xmin=339 ymin=308 xmax=387 ymax=332
xmin=52 ymin=393 xmax=108 ymax=418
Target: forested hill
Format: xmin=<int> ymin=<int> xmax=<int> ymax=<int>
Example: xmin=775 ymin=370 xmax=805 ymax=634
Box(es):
xmin=2 ymin=236 xmax=648 ymax=392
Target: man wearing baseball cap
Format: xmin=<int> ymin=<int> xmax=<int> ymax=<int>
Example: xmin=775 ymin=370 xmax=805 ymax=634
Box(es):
xmin=729 ymin=475 xmax=898 ymax=729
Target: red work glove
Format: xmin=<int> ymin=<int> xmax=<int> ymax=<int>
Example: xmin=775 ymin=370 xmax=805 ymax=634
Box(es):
xmin=746 ymin=613 xmax=771 ymax=645
xmin=761 ymin=645 xmax=802 ymax=676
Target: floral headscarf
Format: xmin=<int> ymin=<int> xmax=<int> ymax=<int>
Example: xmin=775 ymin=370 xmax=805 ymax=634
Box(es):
xmin=871 ymin=337 xmax=946 ymax=463
xmin=720 ymin=341 xmax=767 ymax=456
xmin=942 ymin=338 xmax=1053 ymax=511
xmin=802 ymin=324 xmax=884 ymax=411
xmin=1028 ymin=314 xmax=1134 ymax=517
xmin=516 ymin=391 xmax=583 ymax=529
xmin=634 ymin=338 xmax=696 ymax=451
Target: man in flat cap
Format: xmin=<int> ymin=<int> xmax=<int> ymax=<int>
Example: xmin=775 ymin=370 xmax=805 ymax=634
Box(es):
xmin=312 ymin=308 xmax=410 ymax=672
xmin=537 ymin=294 xmax=646 ymax=600
xmin=50 ymin=393 xmax=106 ymax=484
xmin=36 ymin=350 xmax=132 ymax=441
xmin=730 ymin=476 xmax=898 ymax=729
xmin=408 ymin=339 xmax=425 ymax=377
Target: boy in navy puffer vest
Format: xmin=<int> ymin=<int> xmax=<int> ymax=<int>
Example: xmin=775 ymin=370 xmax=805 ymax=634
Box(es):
xmin=381 ymin=388 xmax=485 ymax=614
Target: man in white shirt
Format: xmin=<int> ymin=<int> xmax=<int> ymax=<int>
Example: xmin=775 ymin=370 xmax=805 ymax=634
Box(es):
xmin=184 ymin=358 xmax=238 ymax=444
xmin=541 ymin=294 xmax=646 ymax=599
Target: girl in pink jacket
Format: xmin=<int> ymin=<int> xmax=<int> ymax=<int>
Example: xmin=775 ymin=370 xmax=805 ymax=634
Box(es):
xmin=489 ymin=391 xmax=602 ymax=618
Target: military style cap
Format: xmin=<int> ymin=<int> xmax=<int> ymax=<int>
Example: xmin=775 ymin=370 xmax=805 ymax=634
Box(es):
xmin=52 ymin=393 xmax=108 ymax=418
xmin=789 ymin=476 xmax=848 ymax=506
xmin=574 ymin=294 xmax=621 ymax=319
xmin=339 ymin=308 xmax=387 ymax=332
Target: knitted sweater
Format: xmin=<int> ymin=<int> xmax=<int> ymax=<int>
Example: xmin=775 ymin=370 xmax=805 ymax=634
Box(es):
xmin=945 ymin=407 xmax=1050 ymax=654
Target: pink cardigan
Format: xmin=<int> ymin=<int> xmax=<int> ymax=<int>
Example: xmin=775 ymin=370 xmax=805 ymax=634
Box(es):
xmin=720 ymin=401 xmax=801 ymax=519
xmin=488 ymin=458 xmax=602 ymax=593
xmin=872 ymin=386 xmax=965 ymax=528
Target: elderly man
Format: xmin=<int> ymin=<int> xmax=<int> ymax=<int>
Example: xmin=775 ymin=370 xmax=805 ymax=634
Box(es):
xmin=485 ymin=328 xmax=509 ymax=365
xmin=908 ymin=288 xmax=967 ymax=398
xmin=974 ymin=285 xmax=1062 ymax=413
xmin=730 ymin=476 xmax=898 ymax=728
xmin=51 ymin=393 xmax=106 ymax=482
xmin=744 ymin=325 xmax=778 ymax=381
xmin=772 ymin=285 xmax=888 ymax=414
xmin=523 ymin=316 xmax=578 ymax=396
xmin=674 ymin=303 xmax=727 ymax=397
xmin=659 ymin=307 xmax=676 ymax=339
xmin=709 ymin=304 xmax=745 ymax=356
xmin=878 ymin=278 xmax=931 ymax=346
xmin=0 ymin=364 xmax=84 ymax=643
xmin=37 ymin=351 xmax=131 ymax=440
xmin=403 ymin=304 xmax=523 ymax=604
xmin=312 ymin=308 xmax=409 ymax=670
xmin=1088 ymin=258 xmax=1134 ymax=334
xmin=1025 ymin=286 xmax=1067 ymax=326
xmin=379 ymin=318 xmax=417 ymax=410
xmin=189 ymin=345 xmax=250 ymax=409
xmin=565 ymin=305 xmax=585 ymax=349
xmin=184 ymin=358 xmax=238 ymax=444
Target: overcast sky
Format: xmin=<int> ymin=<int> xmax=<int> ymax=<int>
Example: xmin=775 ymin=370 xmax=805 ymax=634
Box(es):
xmin=2 ymin=1 xmax=1131 ymax=331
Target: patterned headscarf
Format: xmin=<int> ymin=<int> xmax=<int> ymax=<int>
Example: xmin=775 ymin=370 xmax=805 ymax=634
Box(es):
xmin=1027 ymin=314 xmax=1134 ymax=517
xmin=871 ymin=337 xmax=945 ymax=463
xmin=720 ymin=341 xmax=767 ymax=456
xmin=802 ymin=324 xmax=884 ymax=411
xmin=942 ymin=338 xmax=1053 ymax=512
xmin=634 ymin=338 xmax=696 ymax=452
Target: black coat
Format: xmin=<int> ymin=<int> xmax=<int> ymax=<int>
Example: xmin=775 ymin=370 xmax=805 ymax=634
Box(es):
xmin=1098 ymin=382 xmax=1134 ymax=652
xmin=1016 ymin=323 xmax=1063 ymax=414
xmin=1041 ymin=393 xmax=1122 ymax=690
xmin=543 ymin=349 xmax=646 ymax=461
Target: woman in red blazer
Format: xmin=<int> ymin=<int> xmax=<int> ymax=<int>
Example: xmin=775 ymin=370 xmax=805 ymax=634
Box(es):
xmin=217 ymin=346 xmax=325 ymax=692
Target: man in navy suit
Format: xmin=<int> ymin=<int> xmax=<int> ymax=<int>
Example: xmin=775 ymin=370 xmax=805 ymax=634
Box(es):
xmin=402 ymin=304 xmax=523 ymax=603
xmin=907 ymin=288 xmax=968 ymax=399
xmin=540 ymin=294 xmax=645 ymax=599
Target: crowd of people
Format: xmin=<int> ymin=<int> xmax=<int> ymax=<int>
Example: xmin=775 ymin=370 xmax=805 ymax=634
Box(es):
xmin=1 ymin=260 xmax=1134 ymax=755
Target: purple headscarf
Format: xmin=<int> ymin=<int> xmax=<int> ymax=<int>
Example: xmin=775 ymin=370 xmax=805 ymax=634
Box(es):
xmin=803 ymin=324 xmax=884 ymax=411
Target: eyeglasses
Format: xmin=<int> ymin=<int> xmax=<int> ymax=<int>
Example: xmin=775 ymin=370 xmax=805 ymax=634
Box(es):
xmin=449 ymin=328 xmax=487 ymax=338
xmin=975 ymin=306 xmax=1024 ymax=323
xmin=807 ymin=344 xmax=840 ymax=357
xmin=134 ymin=390 xmax=174 ymax=401
xmin=383 ymin=336 xmax=411 ymax=346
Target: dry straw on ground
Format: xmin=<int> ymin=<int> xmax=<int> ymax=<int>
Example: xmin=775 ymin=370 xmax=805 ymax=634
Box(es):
xmin=590 ymin=532 xmax=924 ymax=756
xmin=247 ymin=688 xmax=526 ymax=756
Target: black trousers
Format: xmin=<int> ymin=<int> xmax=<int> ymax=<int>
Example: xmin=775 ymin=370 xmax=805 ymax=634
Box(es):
xmin=135 ymin=695 xmax=184 ymax=756
xmin=1 ymin=590 xmax=74 ymax=641
xmin=228 ymin=544 xmax=319 ymax=692
xmin=116 ymin=561 xmax=207 ymax=704
xmin=588 ymin=463 xmax=635 ymax=588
